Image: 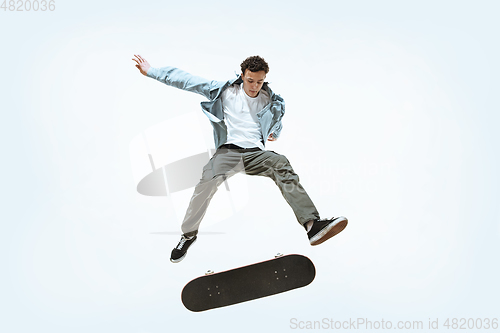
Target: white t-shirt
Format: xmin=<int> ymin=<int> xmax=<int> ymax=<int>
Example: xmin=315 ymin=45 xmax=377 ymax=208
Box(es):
xmin=221 ymin=83 xmax=270 ymax=149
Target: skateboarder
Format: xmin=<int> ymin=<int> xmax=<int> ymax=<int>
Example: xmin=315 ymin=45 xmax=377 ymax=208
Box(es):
xmin=132 ymin=54 xmax=348 ymax=263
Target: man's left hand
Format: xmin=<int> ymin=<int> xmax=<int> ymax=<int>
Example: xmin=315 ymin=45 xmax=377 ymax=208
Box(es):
xmin=267 ymin=134 xmax=277 ymax=141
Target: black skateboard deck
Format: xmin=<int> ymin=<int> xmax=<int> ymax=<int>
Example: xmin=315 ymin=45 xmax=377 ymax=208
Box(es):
xmin=181 ymin=254 xmax=315 ymax=312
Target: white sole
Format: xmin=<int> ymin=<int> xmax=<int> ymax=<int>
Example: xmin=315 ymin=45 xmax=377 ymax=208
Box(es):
xmin=170 ymin=238 xmax=197 ymax=263
xmin=310 ymin=217 xmax=348 ymax=246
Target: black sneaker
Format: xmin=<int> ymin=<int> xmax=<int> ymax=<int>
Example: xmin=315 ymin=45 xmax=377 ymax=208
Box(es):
xmin=307 ymin=216 xmax=348 ymax=246
xmin=170 ymin=235 xmax=197 ymax=263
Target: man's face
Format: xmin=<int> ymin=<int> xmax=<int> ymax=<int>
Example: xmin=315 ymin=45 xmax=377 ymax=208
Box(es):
xmin=241 ymin=69 xmax=266 ymax=98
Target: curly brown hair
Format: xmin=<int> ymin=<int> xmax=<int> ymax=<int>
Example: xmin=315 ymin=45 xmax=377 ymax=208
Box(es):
xmin=240 ymin=55 xmax=269 ymax=75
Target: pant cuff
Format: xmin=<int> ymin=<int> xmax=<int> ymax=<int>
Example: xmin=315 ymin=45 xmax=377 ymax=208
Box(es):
xmin=183 ymin=230 xmax=198 ymax=238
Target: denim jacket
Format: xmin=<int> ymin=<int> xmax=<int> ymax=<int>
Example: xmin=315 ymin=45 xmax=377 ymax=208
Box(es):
xmin=146 ymin=66 xmax=285 ymax=149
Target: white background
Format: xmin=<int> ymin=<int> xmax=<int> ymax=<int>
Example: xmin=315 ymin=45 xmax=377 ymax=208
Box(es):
xmin=1 ymin=0 xmax=499 ymax=332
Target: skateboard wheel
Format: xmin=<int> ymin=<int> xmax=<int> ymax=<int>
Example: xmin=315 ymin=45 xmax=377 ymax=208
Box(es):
xmin=205 ymin=270 xmax=214 ymax=275
xmin=275 ymin=253 xmax=284 ymax=258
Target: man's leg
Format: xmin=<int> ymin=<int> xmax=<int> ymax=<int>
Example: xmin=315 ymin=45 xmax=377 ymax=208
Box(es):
xmin=242 ymin=150 xmax=320 ymax=225
xmin=180 ymin=174 xmax=227 ymax=237
xmin=171 ymin=148 xmax=244 ymax=263
xmin=181 ymin=148 xmax=245 ymax=237
xmin=242 ymin=150 xmax=347 ymax=245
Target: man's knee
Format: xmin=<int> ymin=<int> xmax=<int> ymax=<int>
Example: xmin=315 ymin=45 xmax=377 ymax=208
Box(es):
xmin=257 ymin=153 xmax=293 ymax=180
xmin=269 ymin=153 xmax=291 ymax=170
xmin=199 ymin=173 xmax=226 ymax=186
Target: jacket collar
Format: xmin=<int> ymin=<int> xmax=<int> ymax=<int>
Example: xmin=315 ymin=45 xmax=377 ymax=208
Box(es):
xmin=228 ymin=75 xmax=277 ymax=101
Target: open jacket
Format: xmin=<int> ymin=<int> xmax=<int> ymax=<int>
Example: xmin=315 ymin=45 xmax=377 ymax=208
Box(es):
xmin=146 ymin=66 xmax=285 ymax=149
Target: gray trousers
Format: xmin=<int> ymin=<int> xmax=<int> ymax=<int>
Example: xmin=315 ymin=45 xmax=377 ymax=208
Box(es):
xmin=181 ymin=145 xmax=320 ymax=237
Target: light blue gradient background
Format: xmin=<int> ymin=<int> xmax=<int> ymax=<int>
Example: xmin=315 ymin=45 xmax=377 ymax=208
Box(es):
xmin=1 ymin=1 xmax=499 ymax=332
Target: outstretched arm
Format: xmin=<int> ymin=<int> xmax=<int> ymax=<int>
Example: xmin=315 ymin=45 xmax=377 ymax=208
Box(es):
xmin=132 ymin=54 xmax=225 ymax=100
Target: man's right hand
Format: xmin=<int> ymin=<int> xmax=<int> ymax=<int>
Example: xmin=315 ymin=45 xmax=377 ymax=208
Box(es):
xmin=132 ymin=54 xmax=151 ymax=76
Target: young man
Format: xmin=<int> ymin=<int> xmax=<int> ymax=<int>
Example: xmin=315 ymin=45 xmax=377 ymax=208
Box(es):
xmin=132 ymin=55 xmax=348 ymax=263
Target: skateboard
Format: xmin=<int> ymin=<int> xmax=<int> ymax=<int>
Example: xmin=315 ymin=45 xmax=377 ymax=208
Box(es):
xmin=181 ymin=254 xmax=315 ymax=312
